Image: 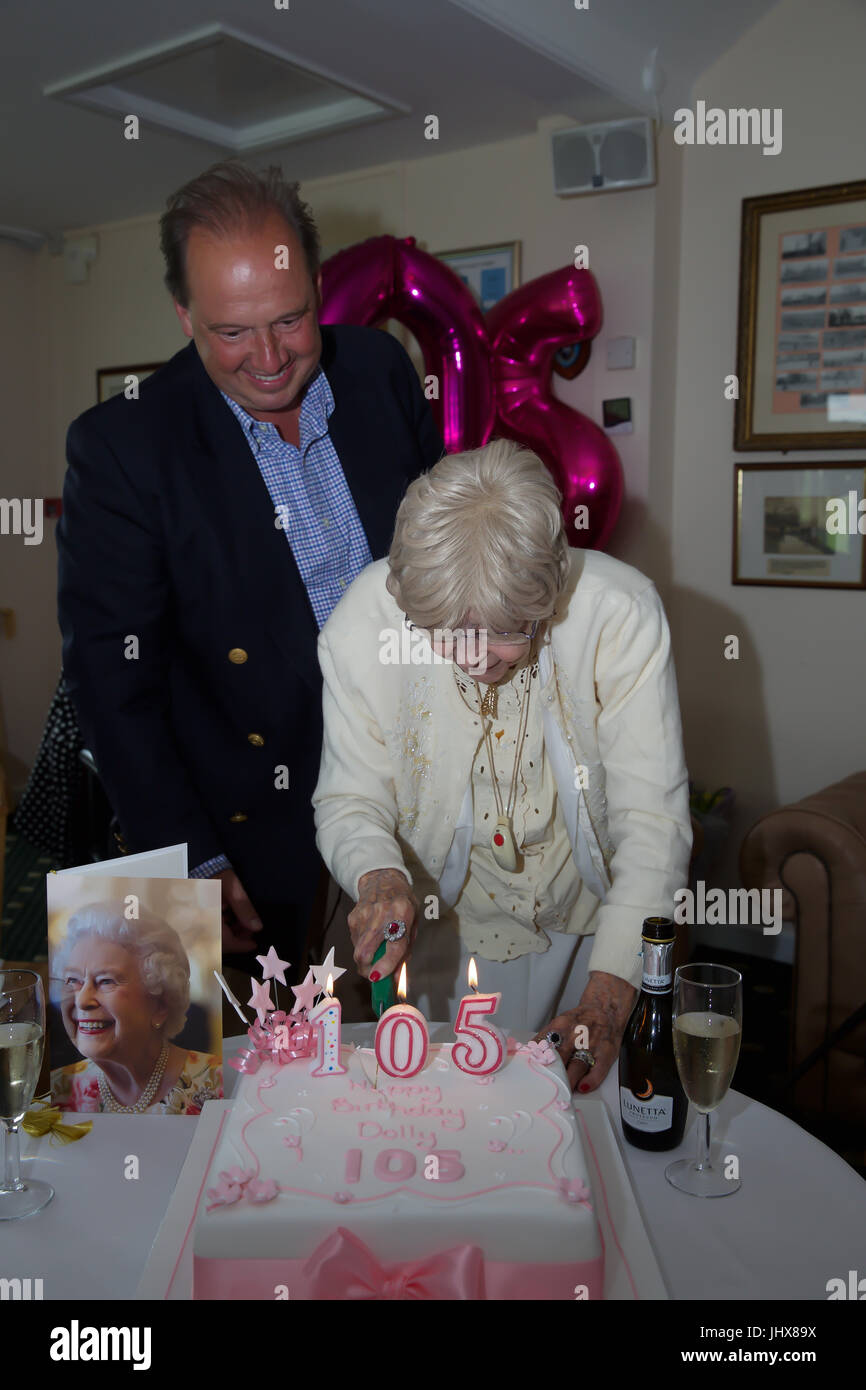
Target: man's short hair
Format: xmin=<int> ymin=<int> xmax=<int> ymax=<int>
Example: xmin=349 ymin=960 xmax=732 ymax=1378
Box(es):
xmin=159 ymin=160 xmax=322 ymax=306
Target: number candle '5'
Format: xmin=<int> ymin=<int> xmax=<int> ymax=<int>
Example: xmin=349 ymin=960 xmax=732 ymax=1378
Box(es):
xmin=453 ymin=959 xmax=504 ymax=1075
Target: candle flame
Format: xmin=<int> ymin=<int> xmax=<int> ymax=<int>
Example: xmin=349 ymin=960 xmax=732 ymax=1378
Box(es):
xmin=467 ymin=957 xmax=478 ymax=992
xmin=327 ymin=973 xmax=333 ymax=996
xmin=397 ymin=962 xmax=408 ymax=1001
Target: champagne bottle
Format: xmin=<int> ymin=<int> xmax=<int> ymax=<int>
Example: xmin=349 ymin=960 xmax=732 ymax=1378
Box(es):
xmin=619 ymin=917 xmax=687 ymax=1151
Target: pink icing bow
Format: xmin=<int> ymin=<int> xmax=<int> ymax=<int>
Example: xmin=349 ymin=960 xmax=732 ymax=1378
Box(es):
xmin=207 ymin=1168 xmax=278 ymax=1212
xmin=229 ymin=1010 xmax=317 ymax=1074
xmin=521 ymin=1040 xmax=557 ymax=1066
xmin=557 ymin=1178 xmax=592 ymax=1208
xmin=302 ymin=1227 xmax=486 ymax=1300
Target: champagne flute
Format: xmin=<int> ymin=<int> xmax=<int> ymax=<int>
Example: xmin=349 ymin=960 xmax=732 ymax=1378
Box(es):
xmin=665 ymin=963 xmax=742 ymax=1198
xmin=0 ymin=970 xmax=55 ymax=1219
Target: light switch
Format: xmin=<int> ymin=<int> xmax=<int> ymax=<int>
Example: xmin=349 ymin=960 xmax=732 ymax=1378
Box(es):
xmin=606 ymin=336 xmax=636 ymax=370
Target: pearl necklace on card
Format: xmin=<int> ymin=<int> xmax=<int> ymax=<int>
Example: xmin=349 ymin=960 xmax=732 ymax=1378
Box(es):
xmin=97 ymin=1042 xmax=169 ymax=1113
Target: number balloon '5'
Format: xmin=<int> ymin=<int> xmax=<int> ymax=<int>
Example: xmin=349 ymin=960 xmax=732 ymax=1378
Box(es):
xmin=320 ymin=234 xmax=623 ymax=549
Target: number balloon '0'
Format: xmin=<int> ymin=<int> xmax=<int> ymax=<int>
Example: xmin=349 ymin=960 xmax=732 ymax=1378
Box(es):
xmin=320 ymin=235 xmax=623 ymax=548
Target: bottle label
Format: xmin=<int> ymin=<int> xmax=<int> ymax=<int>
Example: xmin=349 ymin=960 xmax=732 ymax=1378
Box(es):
xmin=640 ymin=939 xmax=673 ymax=993
xmin=641 ymin=969 xmax=672 ymax=992
xmin=620 ymin=1087 xmax=674 ymax=1132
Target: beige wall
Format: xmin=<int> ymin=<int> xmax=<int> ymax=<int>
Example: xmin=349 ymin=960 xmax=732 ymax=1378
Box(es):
xmin=10 ymin=0 xmax=858 ymax=898
xmin=667 ymin=0 xmax=866 ymax=885
xmin=2 ymin=123 xmax=662 ymax=796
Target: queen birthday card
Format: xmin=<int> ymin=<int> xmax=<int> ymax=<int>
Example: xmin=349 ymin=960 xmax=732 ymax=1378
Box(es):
xmin=47 ymin=862 xmax=223 ymax=1115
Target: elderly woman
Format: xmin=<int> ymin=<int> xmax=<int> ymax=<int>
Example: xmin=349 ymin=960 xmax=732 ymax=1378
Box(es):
xmin=51 ymin=904 xmax=220 ymax=1114
xmin=313 ymin=438 xmax=691 ymax=1091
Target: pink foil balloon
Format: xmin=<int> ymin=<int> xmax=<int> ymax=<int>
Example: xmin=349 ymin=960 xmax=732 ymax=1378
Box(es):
xmin=320 ymin=235 xmax=495 ymax=452
xmin=319 ymin=237 xmax=622 ymax=546
xmin=486 ymin=267 xmax=623 ymax=549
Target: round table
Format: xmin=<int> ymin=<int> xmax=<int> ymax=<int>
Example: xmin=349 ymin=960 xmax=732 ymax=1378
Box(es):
xmin=6 ymin=1025 xmax=864 ymax=1300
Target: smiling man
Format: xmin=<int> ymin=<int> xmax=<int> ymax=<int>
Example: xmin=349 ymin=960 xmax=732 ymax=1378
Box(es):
xmin=57 ymin=162 xmax=444 ymax=975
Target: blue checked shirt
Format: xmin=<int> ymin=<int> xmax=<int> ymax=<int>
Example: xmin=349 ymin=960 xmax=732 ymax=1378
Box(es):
xmin=191 ymin=363 xmax=372 ymax=882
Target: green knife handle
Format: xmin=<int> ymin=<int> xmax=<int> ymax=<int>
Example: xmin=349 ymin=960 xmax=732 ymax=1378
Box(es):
xmin=370 ymin=940 xmax=396 ymax=1017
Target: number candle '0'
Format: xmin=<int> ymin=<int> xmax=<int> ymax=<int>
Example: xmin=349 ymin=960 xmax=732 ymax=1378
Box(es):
xmin=309 ymin=974 xmax=347 ymax=1076
xmin=374 ymin=963 xmax=430 ymax=1079
xmin=452 ymin=957 xmax=505 ymax=1076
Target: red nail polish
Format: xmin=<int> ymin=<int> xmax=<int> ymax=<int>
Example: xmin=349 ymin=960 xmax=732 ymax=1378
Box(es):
xmin=578 ymin=1084 xmax=591 ymax=1093
xmin=370 ymin=971 xmax=380 ymax=982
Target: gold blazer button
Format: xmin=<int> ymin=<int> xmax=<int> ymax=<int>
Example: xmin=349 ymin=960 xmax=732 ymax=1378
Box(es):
xmin=229 ymin=812 xmax=248 ymax=823
xmin=228 ymin=648 xmax=248 ymax=664
xmin=247 ymin=733 xmax=265 ymax=747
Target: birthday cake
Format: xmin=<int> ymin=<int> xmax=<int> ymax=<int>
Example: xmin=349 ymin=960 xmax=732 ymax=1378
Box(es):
xmin=191 ymin=1040 xmax=605 ymax=1300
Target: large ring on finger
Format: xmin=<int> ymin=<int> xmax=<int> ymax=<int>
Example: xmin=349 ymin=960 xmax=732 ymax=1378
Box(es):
xmin=545 ymin=1031 xmax=562 ymax=1048
xmin=568 ymin=1048 xmax=596 ymax=1068
xmin=384 ymin=919 xmax=407 ymax=942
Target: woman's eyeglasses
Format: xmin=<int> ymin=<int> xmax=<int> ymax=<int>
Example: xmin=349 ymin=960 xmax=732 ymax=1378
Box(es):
xmin=406 ymin=619 xmax=539 ymax=652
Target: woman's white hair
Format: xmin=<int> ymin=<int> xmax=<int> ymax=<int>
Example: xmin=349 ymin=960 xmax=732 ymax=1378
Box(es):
xmin=54 ymin=903 xmax=191 ymax=1039
xmin=386 ymin=437 xmax=570 ymax=631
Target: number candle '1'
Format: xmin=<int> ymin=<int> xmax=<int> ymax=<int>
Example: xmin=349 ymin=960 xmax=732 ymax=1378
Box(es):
xmin=309 ymin=973 xmax=347 ymax=1076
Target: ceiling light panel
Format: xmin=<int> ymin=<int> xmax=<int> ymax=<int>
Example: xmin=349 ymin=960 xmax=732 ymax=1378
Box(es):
xmin=44 ymin=24 xmax=405 ymax=152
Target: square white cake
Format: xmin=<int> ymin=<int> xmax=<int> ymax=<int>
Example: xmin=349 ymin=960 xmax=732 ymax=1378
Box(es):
xmin=192 ymin=1041 xmax=604 ymax=1300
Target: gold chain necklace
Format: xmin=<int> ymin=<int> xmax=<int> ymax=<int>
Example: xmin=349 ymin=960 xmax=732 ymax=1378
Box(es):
xmin=97 ymin=1042 xmax=169 ymax=1113
xmin=453 ymin=660 xmax=537 ymax=871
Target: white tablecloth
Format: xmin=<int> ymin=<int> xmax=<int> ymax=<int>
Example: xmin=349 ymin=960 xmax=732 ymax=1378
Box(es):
xmin=6 ymin=1026 xmax=864 ymax=1301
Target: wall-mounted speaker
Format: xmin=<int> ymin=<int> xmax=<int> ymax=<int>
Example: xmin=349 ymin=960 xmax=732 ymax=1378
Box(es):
xmin=551 ymin=117 xmax=656 ymax=196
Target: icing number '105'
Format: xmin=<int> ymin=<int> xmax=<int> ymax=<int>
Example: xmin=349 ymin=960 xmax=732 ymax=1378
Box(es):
xmin=344 ymin=1147 xmax=465 ymax=1184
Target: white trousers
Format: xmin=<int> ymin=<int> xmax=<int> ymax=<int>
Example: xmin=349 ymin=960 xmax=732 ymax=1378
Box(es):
xmin=313 ymin=881 xmax=594 ymax=1034
xmin=408 ymin=918 xmax=594 ymax=1035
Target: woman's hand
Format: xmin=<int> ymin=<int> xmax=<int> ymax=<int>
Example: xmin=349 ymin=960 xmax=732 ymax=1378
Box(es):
xmin=348 ymin=868 xmax=418 ymax=981
xmin=534 ymin=971 xmax=636 ymax=1093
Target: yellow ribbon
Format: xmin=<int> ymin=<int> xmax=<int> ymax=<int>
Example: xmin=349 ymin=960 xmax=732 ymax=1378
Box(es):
xmin=21 ymin=1095 xmax=92 ymax=1144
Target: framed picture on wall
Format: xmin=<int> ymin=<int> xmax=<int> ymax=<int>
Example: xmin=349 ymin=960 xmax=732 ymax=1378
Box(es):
xmin=433 ymin=241 xmax=520 ymax=311
xmin=432 ymin=239 xmax=589 ymax=379
xmin=734 ymin=179 xmax=866 ymax=450
xmin=97 ymin=362 xmax=164 ymax=403
xmin=732 ymin=461 xmax=866 ymax=587
xmin=383 ymin=241 xmax=522 ymax=381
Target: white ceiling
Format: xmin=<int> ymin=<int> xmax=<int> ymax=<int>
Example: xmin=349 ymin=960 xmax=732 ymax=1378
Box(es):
xmin=0 ymin=0 xmax=780 ymax=239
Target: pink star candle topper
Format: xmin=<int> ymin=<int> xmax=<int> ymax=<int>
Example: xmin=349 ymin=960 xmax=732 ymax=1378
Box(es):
xmin=291 ymin=969 xmax=318 ymax=1015
xmin=310 ymin=948 xmax=347 ymax=998
xmin=247 ymin=977 xmax=274 ymax=1023
xmin=256 ymin=945 xmax=291 ymax=986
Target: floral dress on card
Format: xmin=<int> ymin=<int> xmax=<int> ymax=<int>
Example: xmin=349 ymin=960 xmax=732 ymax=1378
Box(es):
xmin=51 ymin=1050 xmax=222 ymax=1115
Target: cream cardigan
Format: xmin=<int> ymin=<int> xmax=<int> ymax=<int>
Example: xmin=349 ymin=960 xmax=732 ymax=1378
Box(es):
xmin=313 ymin=547 xmax=692 ymax=990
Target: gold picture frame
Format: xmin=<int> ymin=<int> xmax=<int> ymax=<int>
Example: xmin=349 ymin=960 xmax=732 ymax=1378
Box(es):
xmin=734 ymin=180 xmax=866 ymax=450
xmin=97 ymin=362 xmax=164 ymax=404
xmin=433 ymin=241 xmax=521 ymax=310
xmin=732 ymin=461 xmax=866 ymax=588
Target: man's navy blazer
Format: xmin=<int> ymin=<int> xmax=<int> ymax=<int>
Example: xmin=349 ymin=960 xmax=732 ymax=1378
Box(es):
xmin=57 ymin=324 xmax=444 ymax=922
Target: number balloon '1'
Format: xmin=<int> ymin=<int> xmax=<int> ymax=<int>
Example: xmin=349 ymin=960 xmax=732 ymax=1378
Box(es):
xmin=320 ymin=234 xmax=623 ymax=549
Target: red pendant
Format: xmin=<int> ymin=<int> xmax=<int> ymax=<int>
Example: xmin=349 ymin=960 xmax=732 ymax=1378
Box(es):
xmin=493 ymin=832 xmax=504 ymax=846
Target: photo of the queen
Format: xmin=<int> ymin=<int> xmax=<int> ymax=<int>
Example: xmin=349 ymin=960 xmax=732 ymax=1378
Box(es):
xmin=51 ymin=899 xmax=222 ymax=1115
